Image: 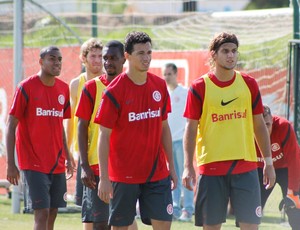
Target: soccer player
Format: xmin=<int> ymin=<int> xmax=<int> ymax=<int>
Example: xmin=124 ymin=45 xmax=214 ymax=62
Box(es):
xmin=65 ymin=38 xmax=103 ymax=222
xmin=257 ymin=105 xmax=300 ymax=229
xmin=76 ymin=40 xmax=138 ymax=230
xmin=162 ymin=63 xmax=194 ymax=221
xmin=182 ymin=32 xmax=276 ymax=229
xmin=95 ymin=31 xmax=178 ymax=230
xmin=6 ymin=46 xmax=74 ymax=230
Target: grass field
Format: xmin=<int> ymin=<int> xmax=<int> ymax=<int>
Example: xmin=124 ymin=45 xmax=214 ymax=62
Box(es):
xmin=0 ymin=193 xmax=290 ymax=230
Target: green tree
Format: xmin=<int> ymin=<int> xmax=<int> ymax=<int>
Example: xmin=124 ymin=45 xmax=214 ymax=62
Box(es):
xmin=245 ymin=0 xmax=290 ymax=10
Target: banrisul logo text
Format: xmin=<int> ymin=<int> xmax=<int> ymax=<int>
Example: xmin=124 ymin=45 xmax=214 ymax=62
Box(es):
xmin=36 ymin=108 xmax=63 ymax=117
xmin=128 ymin=108 xmax=161 ymax=122
xmin=211 ymin=109 xmax=246 ymax=122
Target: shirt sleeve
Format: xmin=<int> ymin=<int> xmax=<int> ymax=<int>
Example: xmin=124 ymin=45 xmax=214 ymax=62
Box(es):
xmin=241 ymin=73 xmax=263 ymax=115
xmin=9 ymin=84 xmax=27 ymax=120
xmin=183 ymin=77 xmax=205 ymax=120
xmin=75 ymin=81 xmax=96 ymax=121
xmin=162 ymin=85 xmax=171 ymax=121
xmin=94 ymin=88 xmax=119 ymax=128
xmin=63 ymin=86 xmax=71 ymax=119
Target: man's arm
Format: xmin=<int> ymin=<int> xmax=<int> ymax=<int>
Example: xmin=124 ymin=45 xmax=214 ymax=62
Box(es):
xmin=78 ymin=118 xmax=96 ymax=189
xmin=161 ymin=120 xmax=177 ymax=190
xmin=63 ymin=127 xmax=74 ymax=179
xmin=253 ymin=114 xmax=276 ymax=189
xmin=182 ymin=118 xmax=198 ymax=191
xmin=6 ymin=115 xmax=20 ymax=185
xmin=65 ymin=78 xmax=79 ymax=152
xmin=97 ymin=125 xmax=112 ymax=204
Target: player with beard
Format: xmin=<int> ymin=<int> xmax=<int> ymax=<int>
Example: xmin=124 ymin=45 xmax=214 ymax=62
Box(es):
xmin=76 ymin=40 xmax=138 ymax=230
xmin=66 ymin=37 xmax=104 ymax=230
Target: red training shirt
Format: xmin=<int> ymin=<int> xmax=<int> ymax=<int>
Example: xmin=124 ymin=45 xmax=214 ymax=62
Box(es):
xmin=257 ymin=115 xmax=300 ymax=192
xmin=9 ymin=75 xmax=71 ymax=174
xmin=94 ymin=72 xmax=171 ymax=183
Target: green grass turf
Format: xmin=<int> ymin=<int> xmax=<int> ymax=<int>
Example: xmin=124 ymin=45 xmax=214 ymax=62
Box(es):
xmin=0 ymin=194 xmax=290 ymax=229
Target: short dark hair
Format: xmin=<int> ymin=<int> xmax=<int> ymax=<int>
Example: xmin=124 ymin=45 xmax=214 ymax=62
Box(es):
xmin=105 ymin=40 xmax=124 ymax=57
xmin=40 ymin=46 xmax=60 ymax=59
xmin=124 ymin=31 xmax=152 ymax=54
xmin=165 ymin=63 xmax=177 ymax=74
xmin=209 ymin=32 xmax=239 ymax=53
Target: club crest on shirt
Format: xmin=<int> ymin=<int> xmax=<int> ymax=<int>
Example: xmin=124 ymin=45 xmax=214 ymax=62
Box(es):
xmin=58 ymin=94 xmax=65 ymax=105
xmin=152 ymin=90 xmax=161 ymax=102
xmin=271 ymin=143 xmax=280 ymax=152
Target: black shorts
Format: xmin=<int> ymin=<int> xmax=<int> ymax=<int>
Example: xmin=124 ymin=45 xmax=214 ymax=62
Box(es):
xmin=195 ymin=170 xmax=261 ymax=226
xmin=82 ymin=176 xmax=109 ymax=223
xmin=110 ymin=176 xmax=173 ymax=226
xmin=23 ymin=170 xmax=67 ymax=210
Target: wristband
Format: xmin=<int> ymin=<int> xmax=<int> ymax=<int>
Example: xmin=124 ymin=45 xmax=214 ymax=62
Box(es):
xmin=264 ymin=156 xmax=273 ymax=166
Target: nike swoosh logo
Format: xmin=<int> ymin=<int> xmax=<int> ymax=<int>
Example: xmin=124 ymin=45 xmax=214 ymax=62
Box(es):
xmin=221 ymin=97 xmax=238 ymax=106
xmin=93 ymin=212 xmax=101 ymax=217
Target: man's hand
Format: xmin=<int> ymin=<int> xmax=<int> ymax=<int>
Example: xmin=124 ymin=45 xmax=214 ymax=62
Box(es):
xmin=81 ymin=163 xmax=96 ymax=189
xmin=65 ymin=160 xmax=75 ymax=180
xmin=182 ymin=165 xmax=196 ymax=191
xmin=263 ymin=164 xmax=276 ymax=190
xmin=6 ymin=164 xmax=20 ymax=185
xmin=98 ymin=177 xmax=113 ymax=204
xmin=169 ymin=168 xmax=178 ymax=191
xmin=68 ymin=154 xmax=76 ymax=172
